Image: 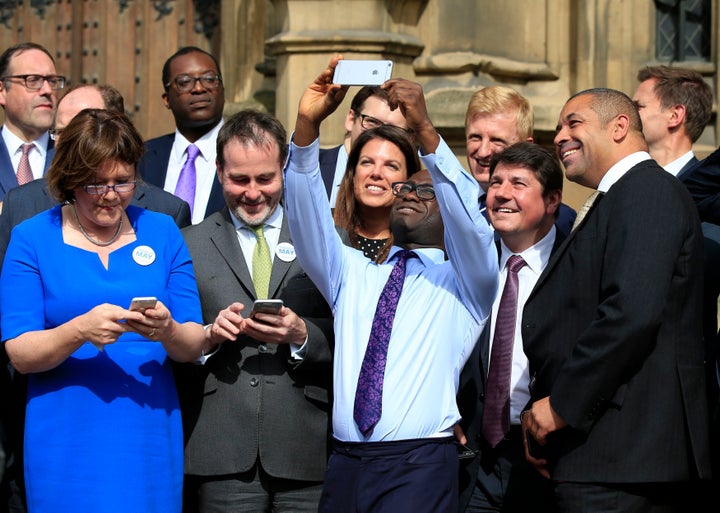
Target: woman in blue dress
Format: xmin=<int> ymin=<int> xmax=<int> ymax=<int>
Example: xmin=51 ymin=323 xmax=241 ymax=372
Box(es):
xmin=0 ymin=109 xmax=216 ymax=513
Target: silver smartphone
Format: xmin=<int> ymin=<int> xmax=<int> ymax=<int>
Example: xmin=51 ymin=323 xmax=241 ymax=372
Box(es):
xmin=332 ymin=60 xmax=393 ymax=86
xmin=250 ymin=299 xmax=284 ymax=317
xmin=129 ymin=296 xmax=158 ymax=313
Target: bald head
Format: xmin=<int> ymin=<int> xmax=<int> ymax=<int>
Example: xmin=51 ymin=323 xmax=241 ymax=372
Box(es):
xmin=55 ymin=86 xmax=105 ymax=130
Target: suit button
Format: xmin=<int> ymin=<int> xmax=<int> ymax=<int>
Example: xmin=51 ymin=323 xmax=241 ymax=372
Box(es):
xmin=250 ymin=378 xmax=259 ymax=387
xmin=258 ymin=344 xmax=268 ymax=353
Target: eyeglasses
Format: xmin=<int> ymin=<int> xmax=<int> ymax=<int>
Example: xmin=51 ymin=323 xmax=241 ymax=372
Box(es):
xmin=48 ymin=128 xmax=62 ymax=141
xmin=83 ymin=181 xmax=137 ymax=195
xmin=357 ymin=112 xmax=414 ymax=135
xmin=391 ymin=181 xmax=436 ymax=201
xmin=1 ymin=74 xmax=66 ymax=91
xmin=165 ymin=73 xmax=222 ymax=93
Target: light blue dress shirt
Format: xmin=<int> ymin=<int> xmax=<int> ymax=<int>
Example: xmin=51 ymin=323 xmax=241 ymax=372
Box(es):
xmin=283 ymin=135 xmax=498 ymax=442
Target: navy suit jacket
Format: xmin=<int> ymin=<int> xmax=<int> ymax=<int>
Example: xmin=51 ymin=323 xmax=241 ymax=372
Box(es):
xmin=0 ymin=134 xmax=54 ymax=202
xmin=523 ymin=161 xmax=710 ymax=483
xmin=138 ymin=133 xmax=225 ymax=220
xmin=319 ymin=144 xmax=342 ymax=198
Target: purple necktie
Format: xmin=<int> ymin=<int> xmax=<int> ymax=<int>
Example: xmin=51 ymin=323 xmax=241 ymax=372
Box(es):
xmin=482 ymin=254 xmax=526 ymax=447
xmin=354 ymin=249 xmax=413 ymax=436
xmin=17 ymin=143 xmax=34 ymax=185
xmin=175 ymin=144 xmax=200 ymax=216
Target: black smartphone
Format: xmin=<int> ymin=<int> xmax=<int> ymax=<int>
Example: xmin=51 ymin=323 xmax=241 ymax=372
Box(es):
xmin=250 ymin=299 xmax=284 ymax=317
xmin=525 ymin=430 xmax=546 ymax=459
xmin=456 ymin=442 xmax=478 ymax=461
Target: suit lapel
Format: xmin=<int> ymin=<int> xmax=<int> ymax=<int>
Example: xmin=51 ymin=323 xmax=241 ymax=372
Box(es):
xmin=210 ymin=209 xmax=255 ymax=295
xmin=140 ymin=134 xmax=174 ymax=188
xmin=267 ymin=216 xmax=295 ymax=298
xmin=0 ymin=136 xmax=17 ymax=198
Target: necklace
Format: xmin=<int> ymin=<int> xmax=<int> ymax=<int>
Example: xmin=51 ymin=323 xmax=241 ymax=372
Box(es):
xmin=72 ymin=203 xmax=124 ymax=247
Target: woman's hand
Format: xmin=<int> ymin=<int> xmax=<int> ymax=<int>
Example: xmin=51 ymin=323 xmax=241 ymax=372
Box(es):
xmin=124 ymin=300 xmax=173 ymax=342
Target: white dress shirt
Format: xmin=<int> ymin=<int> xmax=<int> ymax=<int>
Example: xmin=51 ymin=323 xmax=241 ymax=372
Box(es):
xmin=164 ymin=120 xmax=224 ymax=224
xmin=2 ymin=126 xmax=50 ymax=181
xmin=284 ymin=135 xmax=498 ymax=442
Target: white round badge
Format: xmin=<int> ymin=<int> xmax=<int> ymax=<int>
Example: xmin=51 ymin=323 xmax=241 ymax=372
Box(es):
xmin=275 ymin=242 xmax=296 ymax=262
xmin=132 ymin=245 xmax=156 ymax=266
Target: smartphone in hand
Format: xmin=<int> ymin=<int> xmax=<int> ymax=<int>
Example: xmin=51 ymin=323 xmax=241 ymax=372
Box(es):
xmin=525 ymin=430 xmax=547 ymax=459
xmin=129 ymin=296 xmax=158 ymax=314
xmin=250 ymin=299 xmax=284 ymax=318
xmin=332 ymin=60 xmax=393 ymax=85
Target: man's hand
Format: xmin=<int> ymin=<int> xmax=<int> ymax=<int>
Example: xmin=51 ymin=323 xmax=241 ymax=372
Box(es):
xmin=520 ymin=396 xmax=567 ymax=479
xmin=382 ymin=78 xmax=439 ymax=153
xmin=294 ymin=55 xmax=350 ymax=147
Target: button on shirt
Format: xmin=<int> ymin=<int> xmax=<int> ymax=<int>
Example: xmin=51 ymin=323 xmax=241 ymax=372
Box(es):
xmin=164 ymin=120 xmax=223 ymax=224
xmin=284 ymin=135 xmax=498 ymax=442
xmin=490 ymin=227 xmax=555 ymax=425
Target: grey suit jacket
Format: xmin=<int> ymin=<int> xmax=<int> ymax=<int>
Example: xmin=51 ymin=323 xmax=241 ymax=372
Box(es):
xmin=178 ymin=208 xmax=333 ymax=481
xmin=522 ymin=160 xmax=711 ymax=483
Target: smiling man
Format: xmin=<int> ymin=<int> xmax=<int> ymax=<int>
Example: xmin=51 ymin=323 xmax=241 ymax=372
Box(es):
xmin=0 ymin=42 xmax=65 ymax=200
xmin=457 ymin=142 xmax=562 ymax=512
xmin=520 ymin=88 xmax=711 ymax=513
xmin=139 ymin=46 xmax=226 ymax=223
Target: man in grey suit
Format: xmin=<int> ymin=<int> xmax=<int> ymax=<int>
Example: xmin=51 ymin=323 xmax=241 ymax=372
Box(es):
xmin=521 ymin=88 xmax=711 ymax=512
xmin=179 ymin=110 xmax=333 ymax=513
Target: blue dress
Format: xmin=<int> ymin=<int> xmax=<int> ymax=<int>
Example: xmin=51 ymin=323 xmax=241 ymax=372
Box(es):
xmin=0 ymin=205 xmax=202 ymax=513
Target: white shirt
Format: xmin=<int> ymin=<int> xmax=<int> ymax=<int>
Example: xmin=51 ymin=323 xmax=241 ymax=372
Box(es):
xmin=490 ymin=227 xmax=556 ymax=424
xmin=164 ymin=120 xmax=224 ymax=224
xmin=598 ymin=151 xmax=652 ymax=192
xmin=2 ymin=126 xmax=50 ymax=181
xmin=328 ymin=143 xmax=349 ymax=208
xmin=284 ymin=135 xmax=498 ymax=442
xmin=663 ymin=150 xmax=694 ymax=177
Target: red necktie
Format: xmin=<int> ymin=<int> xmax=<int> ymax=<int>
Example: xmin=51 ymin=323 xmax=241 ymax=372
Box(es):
xmin=482 ymin=254 xmax=526 ymax=447
xmin=17 ymin=143 xmax=34 ymax=185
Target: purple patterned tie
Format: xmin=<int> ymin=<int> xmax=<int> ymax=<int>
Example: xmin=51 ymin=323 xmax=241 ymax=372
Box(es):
xmin=482 ymin=254 xmax=526 ymax=447
xmin=354 ymin=249 xmax=413 ymax=436
xmin=175 ymin=143 xmax=200 ymax=216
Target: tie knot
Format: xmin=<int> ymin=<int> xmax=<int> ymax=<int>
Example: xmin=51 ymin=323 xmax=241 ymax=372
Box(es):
xmin=251 ymin=224 xmax=266 ymax=240
xmin=506 ymin=254 xmax=526 ymax=273
xmin=21 ymin=143 xmax=34 ymax=156
xmin=186 ymin=143 xmax=200 ymax=161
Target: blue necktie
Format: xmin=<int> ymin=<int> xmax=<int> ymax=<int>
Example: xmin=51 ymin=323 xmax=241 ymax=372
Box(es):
xmin=482 ymin=254 xmax=526 ymax=447
xmin=353 ymin=250 xmax=413 ymax=436
xmin=175 ymin=144 xmax=200 ymax=216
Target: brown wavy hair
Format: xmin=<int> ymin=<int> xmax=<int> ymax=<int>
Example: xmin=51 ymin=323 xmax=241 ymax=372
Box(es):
xmin=333 ymin=125 xmax=420 ymax=263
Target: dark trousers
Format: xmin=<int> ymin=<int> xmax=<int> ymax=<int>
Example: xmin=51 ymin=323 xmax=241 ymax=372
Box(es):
xmin=555 ymin=481 xmax=711 ymax=513
xmin=465 ymin=426 xmax=554 ymax=512
xmin=319 ymin=437 xmax=458 ymax=513
xmin=184 ymin=461 xmax=323 ymax=513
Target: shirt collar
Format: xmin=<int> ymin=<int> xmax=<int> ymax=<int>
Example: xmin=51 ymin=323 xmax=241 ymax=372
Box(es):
xmin=597 ymin=151 xmax=652 ymax=192
xmin=229 ymin=203 xmax=284 ymax=233
xmin=663 ymin=150 xmax=694 ymax=176
xmin=173 ymin=119 xmax=224 ymax=162
xmin=499 ymin=225 xmax=556 ymax=275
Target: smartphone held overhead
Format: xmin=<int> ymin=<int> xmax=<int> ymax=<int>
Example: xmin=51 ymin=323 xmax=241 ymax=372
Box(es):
xmin=332 ymin=60 xmax=393 ymax=86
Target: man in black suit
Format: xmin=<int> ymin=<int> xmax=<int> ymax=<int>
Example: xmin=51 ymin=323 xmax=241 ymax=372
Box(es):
xmin=457 ymin=142 xmax=561 ymax=512
xmin=0 ymin=82 xmax=190 ymax=513
xmin=139 ymin=46 xmax=226 ymax=224
xmin=319 ymin=85 xmax=409 ymax=207
xmin=521 ymin=88 xmax=711 ymax=512
xmin=178 ymin=110 xmax=333 ymax=513
xmin=0 ymin=42 xmax=65 ymax=202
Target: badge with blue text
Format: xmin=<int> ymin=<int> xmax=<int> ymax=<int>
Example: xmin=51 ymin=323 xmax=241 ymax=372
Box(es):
xmin=132 ymin=245 xmax=156 ymax=266
xmin=275 ymin=242 xmax=296 ymax=262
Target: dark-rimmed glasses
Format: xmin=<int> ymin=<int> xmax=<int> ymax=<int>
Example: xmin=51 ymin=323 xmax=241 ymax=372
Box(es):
xmin=356 ymin=112 xmax=414 ymax=135
xmin=83 ymin=181 xmax=137 ymax=195
xmin=391 ymin=181 xmax=436 ymax=201
xmin=165 ymin=73 xmax=222 ymax=93
xmin=1 ymin=74 xmax=66 ymax=91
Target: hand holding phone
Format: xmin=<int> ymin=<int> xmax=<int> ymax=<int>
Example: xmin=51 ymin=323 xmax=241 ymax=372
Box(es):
xmin=332 ymin=60 xmax=393 ymax=86
xmin=129 ymin=296 xmax=158 ymax=314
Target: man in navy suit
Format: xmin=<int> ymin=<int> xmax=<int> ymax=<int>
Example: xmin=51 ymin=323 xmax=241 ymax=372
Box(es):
xmin=139 ymin=46 xmax=226 ymax=224
xmin=457 ymin=142 xmax=561 ymax=512
xmin=464 ymin=86 xmax=576 ymax=237
xmin=634 ymin=65 xmax=719 ymax=497
xmin=0 ymin=42 xmax=65 ymax=202
xmin=319 ymin=86 xmax=410 ymax=207
xmin=522 ymin=88 xmax=710 ymax=512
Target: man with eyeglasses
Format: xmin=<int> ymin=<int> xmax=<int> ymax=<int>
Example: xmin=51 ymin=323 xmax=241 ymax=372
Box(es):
xmin=319 ymin=85 xmax=411 ymax=208
xmin=139 ymin=46 xmax=226 ymax=224
xmin=0 ymin=42 xmax=65 ymax=202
